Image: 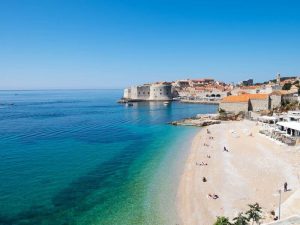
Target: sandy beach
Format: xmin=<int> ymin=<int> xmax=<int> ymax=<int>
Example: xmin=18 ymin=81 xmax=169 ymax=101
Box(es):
xmin=177 ymin=120 xmax=300 ymax=225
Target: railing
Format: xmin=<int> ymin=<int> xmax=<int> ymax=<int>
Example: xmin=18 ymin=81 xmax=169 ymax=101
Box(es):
xmin=259 ymin=129 xmax=297 ymax=145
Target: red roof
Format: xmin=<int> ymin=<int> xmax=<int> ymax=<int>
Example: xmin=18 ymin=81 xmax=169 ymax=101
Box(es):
xmin=221 ymin=94 xmax=269 ymax=103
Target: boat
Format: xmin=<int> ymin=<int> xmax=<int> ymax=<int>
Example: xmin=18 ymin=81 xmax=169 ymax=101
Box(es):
xmin=163 ymin=101 xmax=170 ymax=106
xmin=127 ymin=103 xmax=134 ymax=107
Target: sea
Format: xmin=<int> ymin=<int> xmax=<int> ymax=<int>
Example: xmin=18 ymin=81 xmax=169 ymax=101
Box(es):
xmin=0 ymin=90 xmax=217 ymax=225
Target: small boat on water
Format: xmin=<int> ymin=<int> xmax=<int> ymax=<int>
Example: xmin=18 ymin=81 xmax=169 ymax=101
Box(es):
xmin=163 ymin=101 xmax=170 ymax=106
xmin=127 ymin=103 xmax=134 ymax=107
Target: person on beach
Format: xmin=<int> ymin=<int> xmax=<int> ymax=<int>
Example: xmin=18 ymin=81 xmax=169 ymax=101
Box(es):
xmin=213 ymin=194 xmax=219 ymax=199
xmin=284 ymin=182 xmax=288 ymax=192
xmin=202 ymin=177 xmax=207 ymax=182
xmin=223 ymin=146 xmax=228 ymax=152
xmin=207 ymin=193 xmax=219 ymax=199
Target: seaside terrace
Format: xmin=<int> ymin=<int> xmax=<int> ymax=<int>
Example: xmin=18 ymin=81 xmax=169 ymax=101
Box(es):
xmin=259 ymin=111 xmax=300 ymax=145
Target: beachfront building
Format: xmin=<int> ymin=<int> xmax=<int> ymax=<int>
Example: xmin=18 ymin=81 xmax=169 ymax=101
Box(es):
xmin=258 ymin=115 xmax=278 ymax=124
xmin=276 ymin=121 xmax=300 ymax=138
xmin=123 ymin=82 xmax=173 ymax=101
xmin=219 ymin=95 xmax=250 ymax=113
xmin=278 ymin=111 xmax=300 ymax=122
xmin=219 ymin=94 xmax=270 ymax=113
xmin=259 ymin=111 xmax=300 ymax=145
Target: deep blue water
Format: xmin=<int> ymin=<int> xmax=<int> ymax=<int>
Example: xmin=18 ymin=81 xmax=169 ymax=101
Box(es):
xmin=0 ymin=90 xmax=217 ymax=225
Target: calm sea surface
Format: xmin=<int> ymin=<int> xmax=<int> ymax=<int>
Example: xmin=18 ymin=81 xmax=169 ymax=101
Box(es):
xmin=0 ymin=90 xmax=217 ymax=225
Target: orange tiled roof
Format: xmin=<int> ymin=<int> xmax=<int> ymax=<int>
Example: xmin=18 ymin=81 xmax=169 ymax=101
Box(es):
xmin=221 ymin=94 xmax=269 ymax=103
xmin=247 ymin=93 xmax=269 ymax=100
xmin=221 ymin=95 xmax=250 ymax=103
xmin=270 ymin=91 xmax=282 ymax=96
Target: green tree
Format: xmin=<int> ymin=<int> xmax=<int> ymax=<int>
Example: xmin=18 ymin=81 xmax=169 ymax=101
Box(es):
xmin=282 ymin=82 xmax=292 ymax=90
xmin=245 ymin=203 xmax=263 ymax=225
xmin=214 ymin=216 xmax=231 ymax=225
xmin=233 ymin=212 xmax=249 ymax=225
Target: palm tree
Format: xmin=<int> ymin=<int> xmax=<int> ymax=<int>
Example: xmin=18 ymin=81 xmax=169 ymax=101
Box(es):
xmin=233 ymin=212 xmax=249 ymax=225
xmin=245 ymin=203 xmax=263 ymax=225
xmin=214 ymin=216 xmax=231 ymax=225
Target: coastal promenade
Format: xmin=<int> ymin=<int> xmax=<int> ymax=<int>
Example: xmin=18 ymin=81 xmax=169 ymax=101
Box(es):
xmin=177 ymin=120 xmax=300 ymax=225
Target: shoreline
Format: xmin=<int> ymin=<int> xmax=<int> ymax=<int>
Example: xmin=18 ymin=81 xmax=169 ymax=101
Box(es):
xmin=177 ymin=120 xmax=300 ymax=225
xmin=148 ymin=127 xmax=199 ymax=225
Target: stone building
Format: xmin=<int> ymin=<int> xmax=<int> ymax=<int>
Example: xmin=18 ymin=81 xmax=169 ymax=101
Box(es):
xmin=149 ymin=83 xmax=172 ymax=100
xmin=123 ymin=88 xmax=131 ymax=99
xmin=129 ymin=85 xmax=150 ymax=100
xmin=219 ymin=94 xmax=270 ymax=113
xmin=123 ymin=83 xmax=173 ymax=101
xmin=219 ymin=95 xmax=250 ymax=113
xmin=269 ymin=92 xmax=282 ymax=109
xmin=249 ymin=94 xmax=270 ymax=111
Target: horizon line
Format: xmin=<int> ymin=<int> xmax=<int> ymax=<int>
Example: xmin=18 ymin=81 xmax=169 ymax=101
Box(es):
xmin=0 ymin=88 xmax=124 ymax=91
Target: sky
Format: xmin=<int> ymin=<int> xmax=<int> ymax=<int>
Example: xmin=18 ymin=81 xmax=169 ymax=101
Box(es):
xmin=0 ymin=0 xmax=300 ymax=89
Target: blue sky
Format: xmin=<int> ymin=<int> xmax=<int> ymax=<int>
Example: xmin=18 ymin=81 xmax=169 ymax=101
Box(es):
xmin=0 ymin=0 xmax=300 ymax=89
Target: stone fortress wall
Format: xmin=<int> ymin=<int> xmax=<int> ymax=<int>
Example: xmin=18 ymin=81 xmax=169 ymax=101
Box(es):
xmin=123 ymin=83 xmax=173 ymax=101
xmin=149 ymin=84 xmax=172 ymax=100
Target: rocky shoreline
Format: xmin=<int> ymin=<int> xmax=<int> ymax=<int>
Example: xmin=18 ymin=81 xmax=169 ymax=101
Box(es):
xmin=169 ymin=114 xmax=221 ymax=127
xmin=169 ymin=112 xmax=245 ymax=127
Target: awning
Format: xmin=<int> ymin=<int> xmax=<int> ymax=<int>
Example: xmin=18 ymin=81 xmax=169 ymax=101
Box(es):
xmin=276 ymin=122 xmax=300 ymax=131
xmin=259 ymin=116 xmax=278 ymax=121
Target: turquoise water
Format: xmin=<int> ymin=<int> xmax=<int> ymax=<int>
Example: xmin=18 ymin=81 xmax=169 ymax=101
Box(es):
xmin=0 ymin=90 xmax=217 ymax=225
